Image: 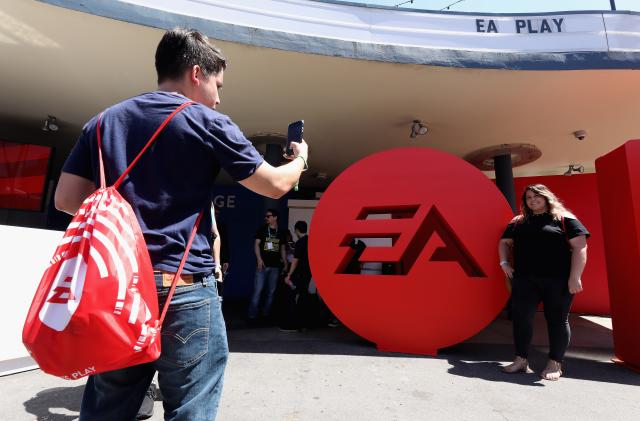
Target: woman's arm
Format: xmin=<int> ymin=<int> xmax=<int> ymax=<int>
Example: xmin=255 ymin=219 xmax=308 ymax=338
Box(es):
xmin=568 ymin=235 xmax=588 ymax=294
xmin=498 ymin=238 xmax=514 ymax=279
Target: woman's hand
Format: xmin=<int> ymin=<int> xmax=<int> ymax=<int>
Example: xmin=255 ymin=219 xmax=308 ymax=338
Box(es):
xmin=501 ymin=263 xmax=514 ymax=279
xmin=568 ymin=277 xmax=583 ymax=294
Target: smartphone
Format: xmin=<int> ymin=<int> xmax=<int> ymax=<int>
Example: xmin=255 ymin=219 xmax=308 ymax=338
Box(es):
xmin=286 ymin=120 xmax=304 ymax=156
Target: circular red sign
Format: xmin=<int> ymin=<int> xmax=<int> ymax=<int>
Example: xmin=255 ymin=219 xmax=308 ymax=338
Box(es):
xmin=309 ymin=148 xmax=512 ymax=355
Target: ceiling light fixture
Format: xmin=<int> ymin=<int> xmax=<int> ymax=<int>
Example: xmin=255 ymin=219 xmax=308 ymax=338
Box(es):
xmin=42 ymin=115 xmax=59 ymax=132
xmin=563 ymin=164 xmax=585 ymax=176
xmin=410 ymin=120 xmax=428 ymax=138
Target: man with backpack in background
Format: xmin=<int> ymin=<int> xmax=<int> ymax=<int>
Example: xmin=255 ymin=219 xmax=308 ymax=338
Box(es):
xmin=54 ymin=28 xmax=309 ymax=421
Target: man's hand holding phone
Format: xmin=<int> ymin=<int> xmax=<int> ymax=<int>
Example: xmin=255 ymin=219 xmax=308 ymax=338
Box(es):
xmin=284 ymin=120 xmax=307 ymax=161
xmin=282 ymin=120 xmax=308 ymax=192
xmin=285 ymin=140 xmax=308 ymax=161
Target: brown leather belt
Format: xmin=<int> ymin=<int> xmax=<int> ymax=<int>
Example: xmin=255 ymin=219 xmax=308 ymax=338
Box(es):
xmin=153 ymin=270 xmax=195 ymax=287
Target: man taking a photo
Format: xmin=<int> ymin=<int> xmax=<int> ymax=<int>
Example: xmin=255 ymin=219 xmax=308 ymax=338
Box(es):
xmin=55 ymin=28 xmax=308 ymax=421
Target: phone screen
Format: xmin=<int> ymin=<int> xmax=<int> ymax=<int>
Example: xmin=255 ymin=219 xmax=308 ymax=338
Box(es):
xmin=286 ymin=120 xmax=304 ymax=155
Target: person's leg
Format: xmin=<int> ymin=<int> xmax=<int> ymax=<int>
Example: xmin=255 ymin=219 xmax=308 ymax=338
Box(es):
xmin=261 ymin=267 xmax=280 ymax=317
xmin=505 ymin=276 xmax=540 ymax=372
xmin=296 ymin=277 xmax=312 ymax=329
xmin=80 ymin=362 xmax=155 ymax=421
xmin=155 ymin=275 xmax=229 ymax=420
xmin=297 ymin=290 xmax=311 ymax=329
xmin=247 ymin=269 xmax=266 ymax=319
xmin=279 ymin=286 xmax=299 ymax=331
xmin=540 ymin=277 xmax=574 ymax=380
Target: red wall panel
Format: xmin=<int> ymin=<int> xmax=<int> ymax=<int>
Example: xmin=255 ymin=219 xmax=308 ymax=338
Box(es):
xmin=595 ymin=141 xmax=640 ymax=371
xmin=0 ymin=140 xmax=52 ymax=211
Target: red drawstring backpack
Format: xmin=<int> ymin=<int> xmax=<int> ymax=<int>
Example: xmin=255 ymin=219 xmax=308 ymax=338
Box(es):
xmin=22 ymin=101 xmax=203 ymax=379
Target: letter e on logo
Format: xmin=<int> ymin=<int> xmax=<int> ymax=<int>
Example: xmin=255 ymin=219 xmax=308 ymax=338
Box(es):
xmin=39 ymin=255 xmax=88 ymax=331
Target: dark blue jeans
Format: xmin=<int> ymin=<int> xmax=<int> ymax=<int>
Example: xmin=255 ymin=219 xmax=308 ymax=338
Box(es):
xmin=80 ymin=273 xmax=228 ymax=420
xmin=247 ymin=266 xmax=280 ymax=319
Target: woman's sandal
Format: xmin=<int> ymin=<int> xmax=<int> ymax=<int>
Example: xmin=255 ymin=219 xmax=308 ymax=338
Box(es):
xmin=540 ymin=360 xmax=563 ymax=381
xmin=502 ymin=357 xmax=532 ymax=374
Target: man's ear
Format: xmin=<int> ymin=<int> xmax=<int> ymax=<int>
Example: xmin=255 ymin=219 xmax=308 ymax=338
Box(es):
xmin=190 ymin=65 xmax=201 ymax=85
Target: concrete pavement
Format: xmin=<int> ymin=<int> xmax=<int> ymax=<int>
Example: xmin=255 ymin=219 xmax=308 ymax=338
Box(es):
xmin=2 ymin=313 xmax=638 ymax=421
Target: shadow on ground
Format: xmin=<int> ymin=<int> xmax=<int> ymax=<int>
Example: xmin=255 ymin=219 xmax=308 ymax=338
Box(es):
xmin=23 ymin=385 xmax=84 ymax=421
xmin=225 ymin=297 xmax=640 ymax=388
xmin=442 ymin=343 xmax=640 ymax=387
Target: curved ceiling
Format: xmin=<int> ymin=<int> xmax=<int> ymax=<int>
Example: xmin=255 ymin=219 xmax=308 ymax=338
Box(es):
xmin=1 ymin=0 xmax=639 ymax=187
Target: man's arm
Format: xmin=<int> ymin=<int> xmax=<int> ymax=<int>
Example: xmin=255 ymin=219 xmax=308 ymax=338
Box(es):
xmin=281 ymin=239 xmax=288 ymax=272
xmin=254 ymin=238 xmax=264 ymax=271
xmin=54 ymin=172 xmax=96 ymax=215
xmin=238 ymin=141 xmax=307 ymax=199
xmin=285 ymin=258 xmax=299 ymax=287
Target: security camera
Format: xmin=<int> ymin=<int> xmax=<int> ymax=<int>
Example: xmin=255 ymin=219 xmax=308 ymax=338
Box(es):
xmin=573 ymin=130 xmax=587 ymax=141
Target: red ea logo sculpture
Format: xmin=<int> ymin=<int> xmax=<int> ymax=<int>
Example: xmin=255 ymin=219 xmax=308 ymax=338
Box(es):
xmin=309 ymin=148 xmax=513 ymax=355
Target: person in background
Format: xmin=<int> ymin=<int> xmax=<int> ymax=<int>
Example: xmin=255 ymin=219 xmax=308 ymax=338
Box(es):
xmin=248 ymin=208 xmax=288 ymax=322
xmin=283 ymin=221 xmax=312 ymax=330
xmin=344 ymin=238 xmax=366 ymax=274
xmin=498 ymin=184 xmax=588 ymax=381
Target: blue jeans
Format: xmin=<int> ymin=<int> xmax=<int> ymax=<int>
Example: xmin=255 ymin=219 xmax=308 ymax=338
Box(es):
xmin=80 ymin=274 xmax=228 ymax=421
xmin=247 ymin=266 xmax=280 ymax=318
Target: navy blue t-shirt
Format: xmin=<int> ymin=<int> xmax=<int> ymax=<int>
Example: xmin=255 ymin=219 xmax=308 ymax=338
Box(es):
xmin=62 ymin=91 xmax=263 ymax=274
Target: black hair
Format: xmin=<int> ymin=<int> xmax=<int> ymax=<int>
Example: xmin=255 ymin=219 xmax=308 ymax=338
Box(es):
xmin=294 ymin=221 xmax=308 ymax=234
xmin=155 ymin=28 xmax=227 ymax=84
xmin=266 ymin=208 xmax=278 ymax=218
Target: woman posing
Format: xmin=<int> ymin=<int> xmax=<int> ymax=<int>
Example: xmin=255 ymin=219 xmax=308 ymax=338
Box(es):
xmin=498 ymin=184 xmax=589 ymax=380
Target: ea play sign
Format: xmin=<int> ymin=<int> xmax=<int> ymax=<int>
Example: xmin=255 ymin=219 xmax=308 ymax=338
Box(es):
xmin=309 ymin=148 xmax=513 ymax=355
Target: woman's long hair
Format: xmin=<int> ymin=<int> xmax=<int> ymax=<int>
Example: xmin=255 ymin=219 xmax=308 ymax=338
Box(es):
xmin=520 ymin=184 xmax=571 ymax=221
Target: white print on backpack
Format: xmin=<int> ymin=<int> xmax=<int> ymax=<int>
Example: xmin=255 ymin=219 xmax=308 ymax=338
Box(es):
xmin=133 ymin=306 xmax=158 ymax=352
xmin=93 ymin=200 xmax=138 ymax=314
xmin=92 ymin=229 xmax=128 ymax=314
xmin=84 ymin=195 xmax=157 ymax=351
xmin=62 ymin=366 xmax=96 ymax=380
xmin=39 ymin=255 xmax=88 ymax=331
xmin=49 ymin=251 xmax=68 ymax=266
xmin=66 ymin=196 xmax=137 ymax=316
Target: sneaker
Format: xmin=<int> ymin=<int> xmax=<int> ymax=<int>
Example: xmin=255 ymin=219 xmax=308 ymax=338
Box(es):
xmin=136 ymin=386 xmax=156 ymax=420
xmin=327 ymin=319 xmax=341 ymax=328
xmin=279 ymin=326 xmax=298 ymax=332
